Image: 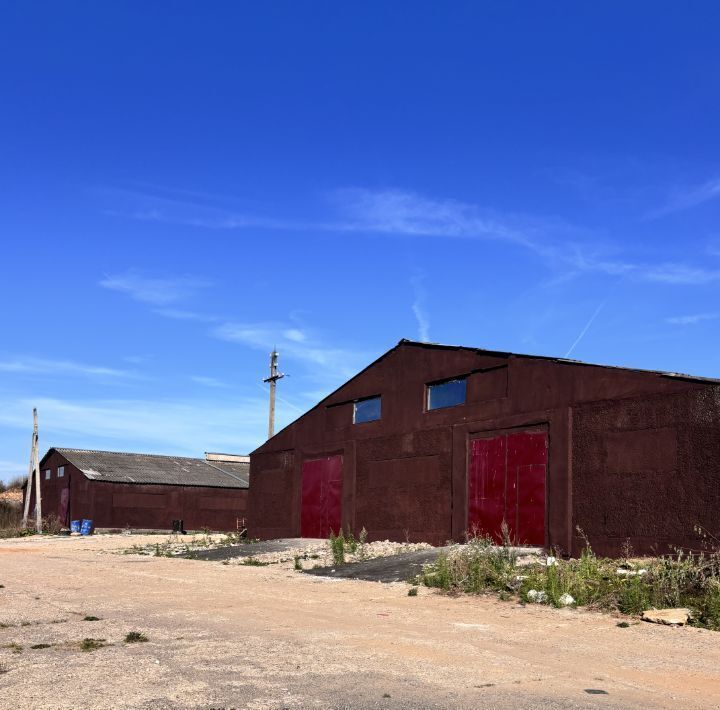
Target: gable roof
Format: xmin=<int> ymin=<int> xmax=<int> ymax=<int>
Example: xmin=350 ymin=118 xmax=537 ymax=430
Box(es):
xmin=394 ymin=339 xmax=720 ymax=384
xmin=45 ymin=448 xmax=249 ymax=489
xmin=253 ymin=338 xmax=720 ymax=453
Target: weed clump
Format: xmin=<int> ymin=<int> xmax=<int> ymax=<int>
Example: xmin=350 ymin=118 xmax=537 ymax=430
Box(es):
xmin=329 ymin=531 xmax=346 ymax=566
xmin=241 ymin=557 xmax=269 ymax=566
xmin=83 ymin=616 xmax=101 ymax=622
xmin=80 ymin=638 xmax=106 ymax=652
xmin=30 ymin=643 xmax=53 ymax=649
xmin=418 ymin=526 xmax=720 ymax=630
xmin=124 ymin=631 xmax=148 ymax=643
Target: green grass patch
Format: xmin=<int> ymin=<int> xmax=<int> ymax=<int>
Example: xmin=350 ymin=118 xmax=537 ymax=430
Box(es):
xmin=417 ymin=529 xmax=720 ymax=630
xmin=241 ymin=557 xmax=269 ymax=566
xmin=124 ymin=631 xmax=148 ymax=643
xmin=80 ymin=638 xmax=107 ymax=652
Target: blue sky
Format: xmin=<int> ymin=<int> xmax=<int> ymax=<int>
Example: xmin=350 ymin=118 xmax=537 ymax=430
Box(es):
xmin=2 ymin=2 xmax=720 ymax=482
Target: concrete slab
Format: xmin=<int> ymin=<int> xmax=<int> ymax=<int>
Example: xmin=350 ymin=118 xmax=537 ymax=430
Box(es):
xmin=303 ymin=547 xmax=448 ymax=583
xmin=189 ymin=537 xmax=324 ymax=561
xmin=303 ymin=545 xmax=543 ymax=583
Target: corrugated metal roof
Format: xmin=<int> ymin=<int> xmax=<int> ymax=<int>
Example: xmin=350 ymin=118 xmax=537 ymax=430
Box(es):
xmin=50 ymin=448 xmax=249 ymax=489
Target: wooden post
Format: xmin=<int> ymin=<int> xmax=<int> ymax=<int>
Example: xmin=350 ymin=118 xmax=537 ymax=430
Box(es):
xmin=263 ymin=350 xmax=284 ymax=439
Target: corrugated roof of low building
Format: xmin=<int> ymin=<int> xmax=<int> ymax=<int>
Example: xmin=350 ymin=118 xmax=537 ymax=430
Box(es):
xmin=47 ymin=448 xmax=249 ymax=489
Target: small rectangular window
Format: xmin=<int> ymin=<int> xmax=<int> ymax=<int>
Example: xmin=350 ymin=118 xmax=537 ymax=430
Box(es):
xmin=353 ymin=396 xmax=381 ymax=424
xmin=427 ymin=377 xmax=467 ymax=410
xmin=58 ymin=466 xmax=65 ymax=478
xmin=44 ymin=469 xmax=51 ymax=480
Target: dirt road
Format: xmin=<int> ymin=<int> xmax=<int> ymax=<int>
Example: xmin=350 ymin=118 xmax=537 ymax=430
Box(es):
xmin=1 ymin=534 xmax=719 ymax=709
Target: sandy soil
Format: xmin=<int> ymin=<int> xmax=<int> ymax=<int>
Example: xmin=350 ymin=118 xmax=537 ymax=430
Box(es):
xmin=1 ymin=534 xmax=720 ymax=710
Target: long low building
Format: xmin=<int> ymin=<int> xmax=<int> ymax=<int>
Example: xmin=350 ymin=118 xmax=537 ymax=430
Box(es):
xmin=25 ymin=449 xmax=249 ymax=531
xmin=249 ymin=339 xmax=720 ymax=556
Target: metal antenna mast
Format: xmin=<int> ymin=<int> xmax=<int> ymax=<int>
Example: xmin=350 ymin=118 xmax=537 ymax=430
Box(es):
xmin=21 ymin=408 xmax=42 ymax=532
xmin=263 ymin=349 xmax=284 ymax=439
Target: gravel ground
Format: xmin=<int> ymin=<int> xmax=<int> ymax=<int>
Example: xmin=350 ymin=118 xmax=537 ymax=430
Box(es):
xmin=1 ymin=534 xmax=720 ymax=709
xmin=187 ymin=537 xmax=434 ymax=571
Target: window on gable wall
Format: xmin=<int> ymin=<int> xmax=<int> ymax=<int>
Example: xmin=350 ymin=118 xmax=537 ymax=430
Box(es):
xmin=44 ymin=469 xmax=51 ymax=480
xmin=427 ymin=377 xmax=467 ymax=410
xmin=58 ymin=466 xmax=65 ymax=478
xmin=353 ymin=396 xmax=381 ymax=424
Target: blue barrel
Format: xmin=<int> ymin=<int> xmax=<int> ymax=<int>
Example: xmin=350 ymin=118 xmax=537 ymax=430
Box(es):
xmin=80 ymin=519 xmax=93 ymax=535
xmin=70 ymin=520 xmax=81 ymax=534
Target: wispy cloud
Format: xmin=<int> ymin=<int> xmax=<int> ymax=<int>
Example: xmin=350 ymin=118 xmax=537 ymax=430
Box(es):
xmin=0 ymin=396 xmax=273 ymax=458
xmin=283 ymin=329 xmax=307 ymax=343
xmin=212 ymin=321 xmax=368 ymax=382
xmin=0 ymin=357 xmax=142 ymax=381
xmin=562 ymin=250 xmax=720 ymax=286
xmin=189 ymin=375 xmax=227 ymax=388
xmin=153 ymin=308 xmax=220 ymax=322
xmin=564 ymin=302 xmax=605 ymax=358
xmin=103 ymin=184 xmax=720 ymax=288
xmin=665 ymin=313 xmax=719 ymax=326
xmin=410 ymin=269 xmax=430 ymax=342
xmin=649 ymin=177 xmax=720 ymax=218
xmin=331 ymin=188 xmax=531 ymax=243
xmin=99 ymin=270 xmax=209 ymax=305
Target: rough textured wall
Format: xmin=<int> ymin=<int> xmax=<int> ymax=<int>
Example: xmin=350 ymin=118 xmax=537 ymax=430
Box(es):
xmin=25 ymin=452 xmax=248 ymax=531
xmin=247 ymin=450 xmax=296 ymax=539
xmin=82 ymin=481 xmax=248 ymax=531
xmin=23 ymin=450 xmax=70 ymax=525
xmin=572 ymin=387 xmax=720 ymax=556
xmin=250 ymin=341 xmax=710 ymax=551
xmin=355 ymin=428 xmax=453 ymax=546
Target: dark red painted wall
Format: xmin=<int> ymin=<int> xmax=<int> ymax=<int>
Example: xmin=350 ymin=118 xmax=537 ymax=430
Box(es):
xmin=24 ymin=451 xmax=248 ymax=531
xmin=249 ymin=342 xmax=717 ymax=555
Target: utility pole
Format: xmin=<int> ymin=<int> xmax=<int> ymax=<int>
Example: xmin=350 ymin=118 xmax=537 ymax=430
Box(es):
xmin=263 ymin=349 xmax=284 ymax=439
xmin=22 ymin=408 xmax=42 ymax=532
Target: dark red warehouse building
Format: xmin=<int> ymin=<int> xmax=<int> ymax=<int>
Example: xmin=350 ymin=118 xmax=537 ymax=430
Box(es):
xmin=25 ymin=449 xmax=249 ymax=531
xmin=249 ymin=339 xmax=720 ymax=557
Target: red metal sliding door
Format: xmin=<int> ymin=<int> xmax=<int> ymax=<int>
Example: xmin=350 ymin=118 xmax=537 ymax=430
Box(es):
xmin=468 ymin=430 xmax=547 ymax=546
xmin=300 ymin=455 xmax=343 ymax=538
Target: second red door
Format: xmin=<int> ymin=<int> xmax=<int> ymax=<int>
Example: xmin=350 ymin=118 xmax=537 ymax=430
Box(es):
xmin=468 ymin=430 xmax=547 ymax=546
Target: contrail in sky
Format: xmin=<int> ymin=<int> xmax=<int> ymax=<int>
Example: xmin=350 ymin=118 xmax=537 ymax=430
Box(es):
xmin=565 ymin=301 xmax=605 ymax=358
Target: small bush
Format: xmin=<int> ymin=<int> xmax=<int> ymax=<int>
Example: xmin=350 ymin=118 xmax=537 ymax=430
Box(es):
xmin=408 ymin=587 xmax=418 ymax=596
xmin=241 ymin=557 xmax=269 ymax=566
xmin=42 ymin=513 xmax=63 ymax=535
xmin=329 ymin=531 xmax=346 ymax=566
xmin=124 ymin=631 xmax=148 ymax=643
xmin=83 ymin=616 xmax=101 ymax=622
xmin=294 ymin=556 xmax=302 ymax=571
xmin=80 ymin=638 xmax=106 ymax=651
xmin=30 ymin=643 xmax=53 ymax=649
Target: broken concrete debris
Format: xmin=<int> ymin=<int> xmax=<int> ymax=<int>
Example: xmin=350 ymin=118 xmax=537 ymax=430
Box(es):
xmin=641 ymin=608 xmax=692 ymax=626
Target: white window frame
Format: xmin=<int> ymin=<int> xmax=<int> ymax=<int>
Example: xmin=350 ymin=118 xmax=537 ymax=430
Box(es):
xmin=58 ymin=466 xmax=65 ymax=478
xmin=44 ymin=469 xmax=51 ymax=480
xmin=353 ymin=395 xmax=382 ymax=424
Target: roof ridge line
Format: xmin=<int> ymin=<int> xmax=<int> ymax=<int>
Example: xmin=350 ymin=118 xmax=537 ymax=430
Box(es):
xmin=55 ymin=447 xmax=204 ymax=461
